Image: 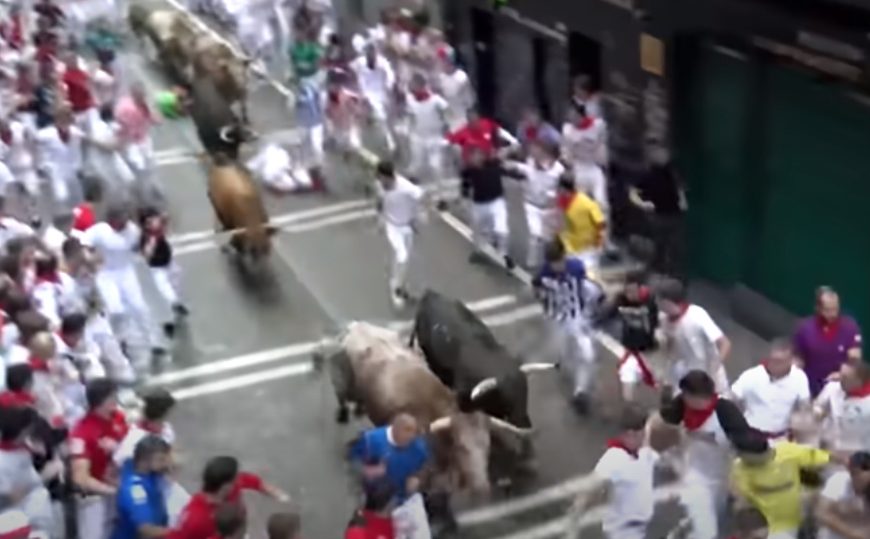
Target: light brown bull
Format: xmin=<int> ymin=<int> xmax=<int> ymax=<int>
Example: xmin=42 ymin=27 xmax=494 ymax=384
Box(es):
xmin=206 ymin=156 xmax=275 ymax=261
xmin=315 ymin=321 xmax=532 ymax=495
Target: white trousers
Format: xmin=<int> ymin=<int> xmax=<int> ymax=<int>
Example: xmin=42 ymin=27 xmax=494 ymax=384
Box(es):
xmin=385 ymin=222 xmax=414 ymax=292
xmin=10 ymin=165 xmax=40 ymax=196
xmin=552 ymin=320 xmax=597 ymax=396
xmin=16 ymin=485 xmax=54 ymax=534
xmin=679 ymin=480 xmax=729 ymax=539
xmin=122 ymin=137 xmax=154 ymax=176
xmin=95 ymin=266 xmax=157 ymax=348
xmin=471 ymin=198 xmax=508 ymax=256
xmin=407 ymin=134 xmax=446 ymax=189
xmin=85 ymin=311 xmax=136 ymax=385
xmin=523 ymin=203 xmax=556 ymax=268
xmin=77 ymin=494 xmax=113 ymax=539
xmin=392 ymin=493 xmax=432 ymax=539
xmin=150 ymin=264 xmax=182 ymax=308
xmin=572 ymin=162 xmax=608 ymax=214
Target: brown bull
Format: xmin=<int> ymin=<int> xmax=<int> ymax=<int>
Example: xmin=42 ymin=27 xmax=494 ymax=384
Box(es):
xmin=315 ymin=321 xmax=531 ymax=495
xmin=206 ymin=156 xmax=275 ymax=260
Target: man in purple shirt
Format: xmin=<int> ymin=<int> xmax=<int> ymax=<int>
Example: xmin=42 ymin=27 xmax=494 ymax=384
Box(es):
xmin=793 ymin=286 xmax=862 ymax=396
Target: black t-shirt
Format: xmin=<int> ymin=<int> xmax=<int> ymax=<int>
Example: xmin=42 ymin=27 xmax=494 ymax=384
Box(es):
xmin=142 ymin=235 xmax=172 ymax=267
xmin=611 ymin=290 xmax=658 ymax=351
xmin=460 ymin=160 xmax=505 ymax=204
xmin=637 ymin=163 xmax=682 ymax=216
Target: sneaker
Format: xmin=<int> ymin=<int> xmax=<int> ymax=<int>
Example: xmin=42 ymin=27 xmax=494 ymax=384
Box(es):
xmin=172 ymin=303 xmax=190 ymax=317
xmin=503 ymin=255 xmax=515 ymax=270
xmin=436 ymin=199 xmax=448 ymax=212
xmin=571 ymin=393 xmax=590 ymax=415
xmin=163 ymin=323 xmax=176 ymax=339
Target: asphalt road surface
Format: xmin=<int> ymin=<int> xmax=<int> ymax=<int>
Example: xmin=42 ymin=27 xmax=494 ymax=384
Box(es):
xmin=116 ymin=5 xmax=775 ymax=538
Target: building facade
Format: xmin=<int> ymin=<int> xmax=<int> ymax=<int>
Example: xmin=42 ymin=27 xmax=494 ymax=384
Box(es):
xmin=442 ymin=0 xmax=870 ymax=331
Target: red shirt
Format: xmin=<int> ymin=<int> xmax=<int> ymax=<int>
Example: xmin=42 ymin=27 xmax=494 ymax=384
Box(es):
xmin=62 ymin=68 xmax=93 ymax=112
xmin=0 ymin=390 xmax=36 ymax=408
xmin=446 ymin=118 xmax=499 ymax=162
xmin=69 ymin=410 xmax=128 ymax=482
xmin=345 ymin=511 xmax=395 ymax=539
xmin=170 ymin=473 xmax=265 ymax=539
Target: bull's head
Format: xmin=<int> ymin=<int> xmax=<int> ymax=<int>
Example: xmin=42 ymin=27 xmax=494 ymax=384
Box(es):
xmin=428 ymin=413 xmax=492 ymax=497
xmin=466 ymin=363 xmax=556 ymax=430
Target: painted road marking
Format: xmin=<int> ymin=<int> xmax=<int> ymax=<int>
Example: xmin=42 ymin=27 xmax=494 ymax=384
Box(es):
xmin=485 ymin=483 xmax=683 ymax=539
xmin=173 ymin=208 xmax=378 ymax=256
xmin=149 ymin=294 xmax=525 ymax=387
xmin=174 ymin=362 xmax=314 ymax=400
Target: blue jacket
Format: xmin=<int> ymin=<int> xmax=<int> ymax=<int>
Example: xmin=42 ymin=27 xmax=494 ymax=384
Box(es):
xmin=110 ymin=461 xmax=168 ymax=539
xmin=349 ymin=426 xmax=429 ymax=502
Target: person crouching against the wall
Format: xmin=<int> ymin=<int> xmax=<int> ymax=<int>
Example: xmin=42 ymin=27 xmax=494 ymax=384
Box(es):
xmin=138 ymin=208 xmax=188 ymax=340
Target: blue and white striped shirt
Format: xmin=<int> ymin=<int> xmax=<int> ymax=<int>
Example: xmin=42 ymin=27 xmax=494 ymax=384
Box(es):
xmin=534 ymin=258 xmax=603 ymax=324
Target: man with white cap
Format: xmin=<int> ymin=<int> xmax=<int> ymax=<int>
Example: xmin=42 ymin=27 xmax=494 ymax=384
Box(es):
xmin=350 ymin=42 xmax=396 ymax=153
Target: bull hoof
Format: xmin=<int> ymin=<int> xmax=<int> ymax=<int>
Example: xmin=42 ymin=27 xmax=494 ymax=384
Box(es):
xmin=335 ymin=407 xmax=350 ymax=424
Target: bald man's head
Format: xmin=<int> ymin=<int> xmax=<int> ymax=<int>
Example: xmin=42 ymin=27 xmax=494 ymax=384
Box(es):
xmin=816 ymin=286 xmax=841 ymax=322
xmin=28 ymin=331 xmax=56 ymax=359
xmin=390 ymin=413 xmax=419 ymax=447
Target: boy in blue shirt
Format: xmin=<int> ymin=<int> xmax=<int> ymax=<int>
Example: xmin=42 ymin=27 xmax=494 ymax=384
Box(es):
xmin=111 ymin=436 xmax=172 ymax=539
xmin=533 ymin=240 xmax=604 ymax=415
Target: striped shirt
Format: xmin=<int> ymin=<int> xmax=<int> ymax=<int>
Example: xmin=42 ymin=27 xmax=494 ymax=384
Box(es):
xmin=533 ymin=258 xmax=603 ymax=324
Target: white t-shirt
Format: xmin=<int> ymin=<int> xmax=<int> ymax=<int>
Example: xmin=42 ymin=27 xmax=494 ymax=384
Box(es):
xmin=815 ymin=381 xmax=870 ymax=452
xmin=593 ymin=446 xmax=659 ymax=532
xmin=113 ymin=422 xmax=176 ymax=468
xmin=406 ymin=93 xmax=448 ymax=138
xmin=377 ymin=175 xmax=424 ymax=227
xmin=661 ymin=304 xmax=724 ymax=373
xmin=731 ymin=364 xmax=810 ymax=434
xmin=351 ymin=55 xmax=395 ymax=103
xmin=437 ymin=69 xmax=473 ymax=124
xmin=81 ymin=221 xmax=141 ymax=271
xmin=562 ymin=118 xmax=607 ymax=166
xmin=0 ymin=120 xmax=35 ymax=172
xmin=818 ymin=470 xmax=870 ymax=539
xmin=36 ymin=126 xmax=84 ymax=181
xmin=513 ymin=158 xmax=565 ymax=208
xmin=684 ymin=410 xmax=736 ymax=486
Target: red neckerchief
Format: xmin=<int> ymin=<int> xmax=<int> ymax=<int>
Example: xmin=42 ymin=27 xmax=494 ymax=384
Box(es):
xmin=524 ymin=125 xmax=538 ymax=142
xmin=412 ymin=90 xmax=431 ymax=101
xmin=577 ymin=117 xmax=595 ymax=130
xmin=36 ymin=272 xmax=60 ymax=285
xmin=606 ymin=437 xmax=638 ymax=458
xmin=0 ymin=390 xmax=36 ymax=408
xmin=57 ymin=126 xmax=69 ymax=143
xmin=637 ymin=286 xmax=651 ymax=302
xmin=682 ymin=395 xmax=719 ymax=431
xmin=28 ymin=356 xmax=50 ymax=372
xmin=619 ymin=351 xmax=656 ymax=388
xmin=846 ymin=380 xmax=870 ymax=399
xmin=110 ymin=220 xmax=126 ymax=232
xmin=57 ymin=330 xmax=75 ymax=347
xmin=557 ymin=192 xmax=575 ymax=212
xmin=668 ymin=302 xmax=690 ymax=322
xmin=138 ymin=420 xmax=162 ymax=434
xmin=817 ymin=315 xmax=840 ymax=341
xmin=0 ymin=440 xmax=27 ymax=451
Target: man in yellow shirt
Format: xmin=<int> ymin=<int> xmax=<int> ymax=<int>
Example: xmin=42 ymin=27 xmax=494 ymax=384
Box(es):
xmin=556 ymin=175 xmax=606 ymax=271
xmin=731 ymin=429 xmax=834 ymax=537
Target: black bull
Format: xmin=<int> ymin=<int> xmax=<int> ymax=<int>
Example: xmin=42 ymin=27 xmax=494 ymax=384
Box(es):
xmin=188 ymin=78 xmax=249 ymax=160
xmin=410 ymin=290 xmax=554 ymax=431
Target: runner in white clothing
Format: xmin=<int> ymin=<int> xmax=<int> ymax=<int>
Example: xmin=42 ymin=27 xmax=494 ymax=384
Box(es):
xmin=435 ymin=53 xmax=473 ymax=132
xmin=35 ymin=110 xmax=85 ymax=208
xmin=814 ymin=361 xmax=870 ymax=455
xmin=731 ymin=338 xmax=811 ymax=441
xmin=374 ymin=161 xmax=425 ymax=309
xmin=561 ymin=103 xmax=608 ymax=213
xmin=815 ymin=452 xmax=870 ymax=539
xmin=657 ymin=278 xmax=732 ymax=394
xmin=350 ymin=43 xmax=396 ymax=153
xmin=0 ymin=118 xmax=40 ymax=202
xmin=566 ymin=406 xmax=663 ymax=539
xmin=404 ymin=74 xmax=448 ymax=192
xmin=80 ymin=202 xmax=164 ymax=365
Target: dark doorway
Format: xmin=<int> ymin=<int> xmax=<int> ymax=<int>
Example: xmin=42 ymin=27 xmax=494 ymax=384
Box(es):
xmin=470 ymin=8 xmax=496 ymax=117
xmin=568 ymin=31 xmax=602 ymax=91
xmin=531 ymin=37 xmax=552 ymax=120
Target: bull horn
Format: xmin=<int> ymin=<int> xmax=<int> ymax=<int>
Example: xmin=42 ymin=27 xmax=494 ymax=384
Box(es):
xmin=469 ymin=377 xmax=498 ymax=401
xmin=519 ymin=362 xmax=557 ymax=374
xmin=430 ymin=416 xmax=452 ymax=432
xmin=487 ymin=416 xmax=533 ymax=436
xmin=218 ymin=125 xmax=235 ymax=143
